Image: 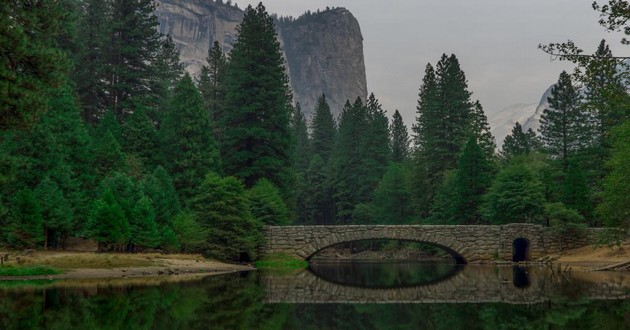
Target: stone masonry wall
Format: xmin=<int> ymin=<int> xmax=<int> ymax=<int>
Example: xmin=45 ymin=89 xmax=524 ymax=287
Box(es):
xmin=264 ymin=224 xmax=611 ymax=262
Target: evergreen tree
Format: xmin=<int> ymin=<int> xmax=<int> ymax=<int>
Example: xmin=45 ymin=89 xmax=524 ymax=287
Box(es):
xmin=470 ymin=101 xmax=497 ymax=158
xmin=129 ymin=196 xmax=160 ymax=249
xmin=539 ymin=71 xmax=591 ymax=168
xmin=451 ymin=138 xmax=494 ymax=224
xmin=8 ymin=189 xmax=44 ymax=249
xmin=500 ymin=122 xmax=540 ymax=160
xmin=247 ymin=179 xmax=291 ymax=226
xmin=304 ymin=155 xmax=335 ymax=225
xmin=221 ymin=4 xmax=293 ymax=192
xmin=161 ymin=74 xmax=221 ymax=203
xmin=87 ymin=189 xmax=130 ymax=251
xmin=190 ymin=174 xmax=263 ymax=261
xmin=597 ymin=122 xmax=630 ymax=228
xmin=359 ymin=93 xmax=391 ymax=201
xmin=106 ymin=0 xmax=162 ymax=119
xmin=310 ymin=94 xmax=336 ymax=162
xmin=172 ymin=212 xmax=209 ymax=252
xmin=142 ymin=166 xmax=181 ymax=227
xmin=1 ymin=0 xmax=73 ymax=129
xmin=291 ymin=103 xmax=311 ymax=173
xmin=92 ymin=130 xmax=127 ymax=179
xmin=198 ymin=41 xmax=227 ymax=140
xmin=390 ymin=110 xmax=410 ymax=163
xmin=561 ymin=158 xmax=592 ymax=220
xmin=332 ymin=99 xmax=368 ymax=223
xmin=73 ymin=0 xmax=111 ymax=123
xmin=97 ymin=172 xmax=142 ymax=222
xmin=482 ymin=163 xmax=546 ymax=224
xmin=122 ymin=108 xmax=158 ymax=168
xmin=149 ymin=34 xmax=184 ymax=123
xmin=34 ymin=177 xmax=73 ymax=249
xmin=372 ymin=163 xmax=414 ymax=224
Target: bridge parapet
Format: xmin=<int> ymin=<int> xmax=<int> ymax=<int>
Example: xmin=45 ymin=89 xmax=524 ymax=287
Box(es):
xmin=263 ymin=224 xmax=613 ymax=262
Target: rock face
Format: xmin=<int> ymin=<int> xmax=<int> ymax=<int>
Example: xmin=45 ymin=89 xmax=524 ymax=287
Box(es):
xmin=155 ymin=0 xmax=368 ymax=119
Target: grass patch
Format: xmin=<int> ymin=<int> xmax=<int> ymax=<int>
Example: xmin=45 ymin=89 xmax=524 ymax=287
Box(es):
xmin=0 ymin=265 xmax=61 ymax=277
xmin=254 ymin=254 xmax=308 ymax=269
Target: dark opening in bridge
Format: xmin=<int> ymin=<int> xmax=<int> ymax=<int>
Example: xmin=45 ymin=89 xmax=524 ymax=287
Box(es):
xmin=512 ymin=238 xmax=529 ymax=262
xmin=512 ymin=266 xmax=530 ymax=289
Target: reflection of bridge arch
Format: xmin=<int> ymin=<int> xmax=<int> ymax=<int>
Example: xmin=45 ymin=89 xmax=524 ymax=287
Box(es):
xmin=308 ymin=262 xmax=465 ymax=289
xmin=262 ymin=266 xmax=630 ymax=304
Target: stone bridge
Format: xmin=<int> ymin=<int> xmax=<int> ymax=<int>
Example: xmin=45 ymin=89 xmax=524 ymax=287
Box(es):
xmin=263 ymin=224 xmax=611 ymax=263
xmin=263 ymin=266 xmax=630 ymax=304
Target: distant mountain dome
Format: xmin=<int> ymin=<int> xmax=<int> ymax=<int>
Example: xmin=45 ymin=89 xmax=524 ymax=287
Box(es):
xmin=489 ymin=85 xmax=554 ymax=148
xmin=154 ymin=0 xmax=368 ymax=119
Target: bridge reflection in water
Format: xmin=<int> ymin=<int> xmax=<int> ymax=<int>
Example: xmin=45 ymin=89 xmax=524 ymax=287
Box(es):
xmin=262 ymin=264 xmax=630 ymax=304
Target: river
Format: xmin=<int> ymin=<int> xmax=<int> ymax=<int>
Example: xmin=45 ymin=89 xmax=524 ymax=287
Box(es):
xmin=0 ymin=262 xmax=629 ymax=329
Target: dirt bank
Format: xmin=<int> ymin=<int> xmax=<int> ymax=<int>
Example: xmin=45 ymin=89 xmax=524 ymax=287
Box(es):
xmin=547 ymin=241 xmax=630 ymax=271
xmin=0 ymin=251 xmax=253 ymax=281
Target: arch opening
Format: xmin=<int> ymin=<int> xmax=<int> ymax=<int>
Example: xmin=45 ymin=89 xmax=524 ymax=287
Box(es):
xmin=512 ymin=238 xmax=530 ymax=262
xmin=304 ymin=239 xmax=468 ymax=264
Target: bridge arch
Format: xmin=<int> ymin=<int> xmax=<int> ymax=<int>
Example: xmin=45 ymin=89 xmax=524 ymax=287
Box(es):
xmin=302 ymin=238 xmax=468 ymax=264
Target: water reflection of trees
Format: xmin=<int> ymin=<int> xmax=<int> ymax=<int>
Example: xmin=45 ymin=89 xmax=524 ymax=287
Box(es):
xmin=0 ymin=272 xmax=628 ymax=329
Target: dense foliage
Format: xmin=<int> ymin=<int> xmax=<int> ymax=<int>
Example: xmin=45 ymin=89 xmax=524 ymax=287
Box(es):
xmin=1 ymin=0 xmax=629 ymax=259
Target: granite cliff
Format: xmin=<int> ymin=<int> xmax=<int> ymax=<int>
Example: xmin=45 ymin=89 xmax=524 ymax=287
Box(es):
xmin=155 ymin=0 xmax=368 ymax=118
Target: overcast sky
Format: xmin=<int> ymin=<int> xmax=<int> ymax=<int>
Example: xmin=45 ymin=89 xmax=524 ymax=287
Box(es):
xmin=242 ymin=1 xmax=626 ymax=125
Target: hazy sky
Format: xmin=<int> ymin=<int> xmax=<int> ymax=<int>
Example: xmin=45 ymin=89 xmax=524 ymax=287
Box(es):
xmin=242 ymin=1 xmax=626 ymax=125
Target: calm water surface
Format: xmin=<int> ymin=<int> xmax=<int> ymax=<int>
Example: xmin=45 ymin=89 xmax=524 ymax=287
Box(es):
xmin=1 ymin=262 xmax=629 ymax=329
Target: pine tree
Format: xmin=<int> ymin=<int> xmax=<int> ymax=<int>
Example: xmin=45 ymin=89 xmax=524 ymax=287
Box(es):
xmin=73 ymin=0 xmax=111 ymax=123
xmin=129 ymin=196 xmax=160 ymax=249
xmin=359 ymin=93 xmax=391 ymax=201
xmin=247 ymin=179 xmax=290 ymax=226
xmin=372 ymin=163 xmax=414 ymax=224
xmin=161 ymin=74 xmax=221 ymax=203
xmin=304 ymin=155 xmax=335 ymax=225
xmin=172 ymin=212 xmax=208 ymax=252
xmin=562 ymin=158 xmax=592 ymax=220
xmin=470 ymin=101 xmax=497 ymax=158
xmin=92 ymin=130 xmax=127 ymax=179
xmin=97 ymin=172 xmax=142 ymax=221
xmin=290 ymin=103 xmax=311 ymax=224
xmin=1 ymin=0 xmax=73 ymax=129
xmin=149 ymin=34 xmax=184 ymax=124
xmin=310 ymin=94 xmax=336 ymax=162
xmin=34 ymin=177 xmax=73 ymax=249
xmin=500 ymin=122 xmax=540 ymax=160
xmin=198 ymin=41 xmax=227 ymax=140
xmin=106 ymin=0 xmax=162 ymax=119
xmin=332 ymin=98 xmax=368 ymax=223
xmin=87 ymin=189 xmax=130 ymax=251
xmin=597 ymin=122 xmax=630 ymax=228
xmin=451 ymin=138 xmax=494 ymax=224
xmin=122 ymin=108 xmax=158 ymax=168
xmin=190 ymin=174 xmax=263 ymax=261
xmin=221 ymin=4 xmax=293 ymax=192
xmin=8 ymin=189 xmax=44 ymax=249
xmin=539 ymin=71 xmax=591 ymax=169
xmin=142 ymin=166 xmax=181 ymax=227
xmin=390 ymin=110 xmax=410 ymax=163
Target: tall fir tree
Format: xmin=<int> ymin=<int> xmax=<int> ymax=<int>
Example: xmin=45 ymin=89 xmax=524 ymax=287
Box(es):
xmin=106 ymin=0 xmax=163 ymax=119
xmin=198 ymin=41 xmax=227 ymax=140
xmin=87 ymin=189 xmax=130 ymax=251
xmin=372 ymin=163 xmax=414 ymax=224
xmin=360 ymin=93 xmax=391 ymax=200
xmin=500 ymin=122 xmax=540 ymax=160
xmin=597 ymin=122 xmax=630 ymax=228
xmin=310 ymin=94 xmax=336 ymax=162
xmin=160 ymin=74 xmax=221 ymax=203
xmin=539 ymin=71 xmax=591 ymax=169
xmin=1 ymin=0 xmax=74 ymax=129
xmin=122 ymin=108 xmax=158 ymax=169
xmin=73 ymin=0 xmax=111 ymax=123
xmin=291 ymin=103 xmax=311 ymax=224
xmin=149 ymin=34 xmax=184 ymax=124
xmin=8 ymin=189 xmax=44 ymax=249
xmin=470 ymin=101 xmax=497 ymax=159
xmin=129 ymin=196 xmax=160 ymax=249
xmin=142 ymin=166 xmax=181 ymax=227
xmin=390 ymin=110 xmax=410 ymax=163
xmin=304 ymin=155 xmax=335 ymax=225
xmin=221 ymin=4 xmax=293 ymax=193
xmin=34 ymin=177 xmax=73 ymax=249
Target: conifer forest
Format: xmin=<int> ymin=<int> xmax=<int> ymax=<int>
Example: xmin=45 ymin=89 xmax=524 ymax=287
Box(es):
xmin=1 ymin=0 xmax=630 ymax=262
